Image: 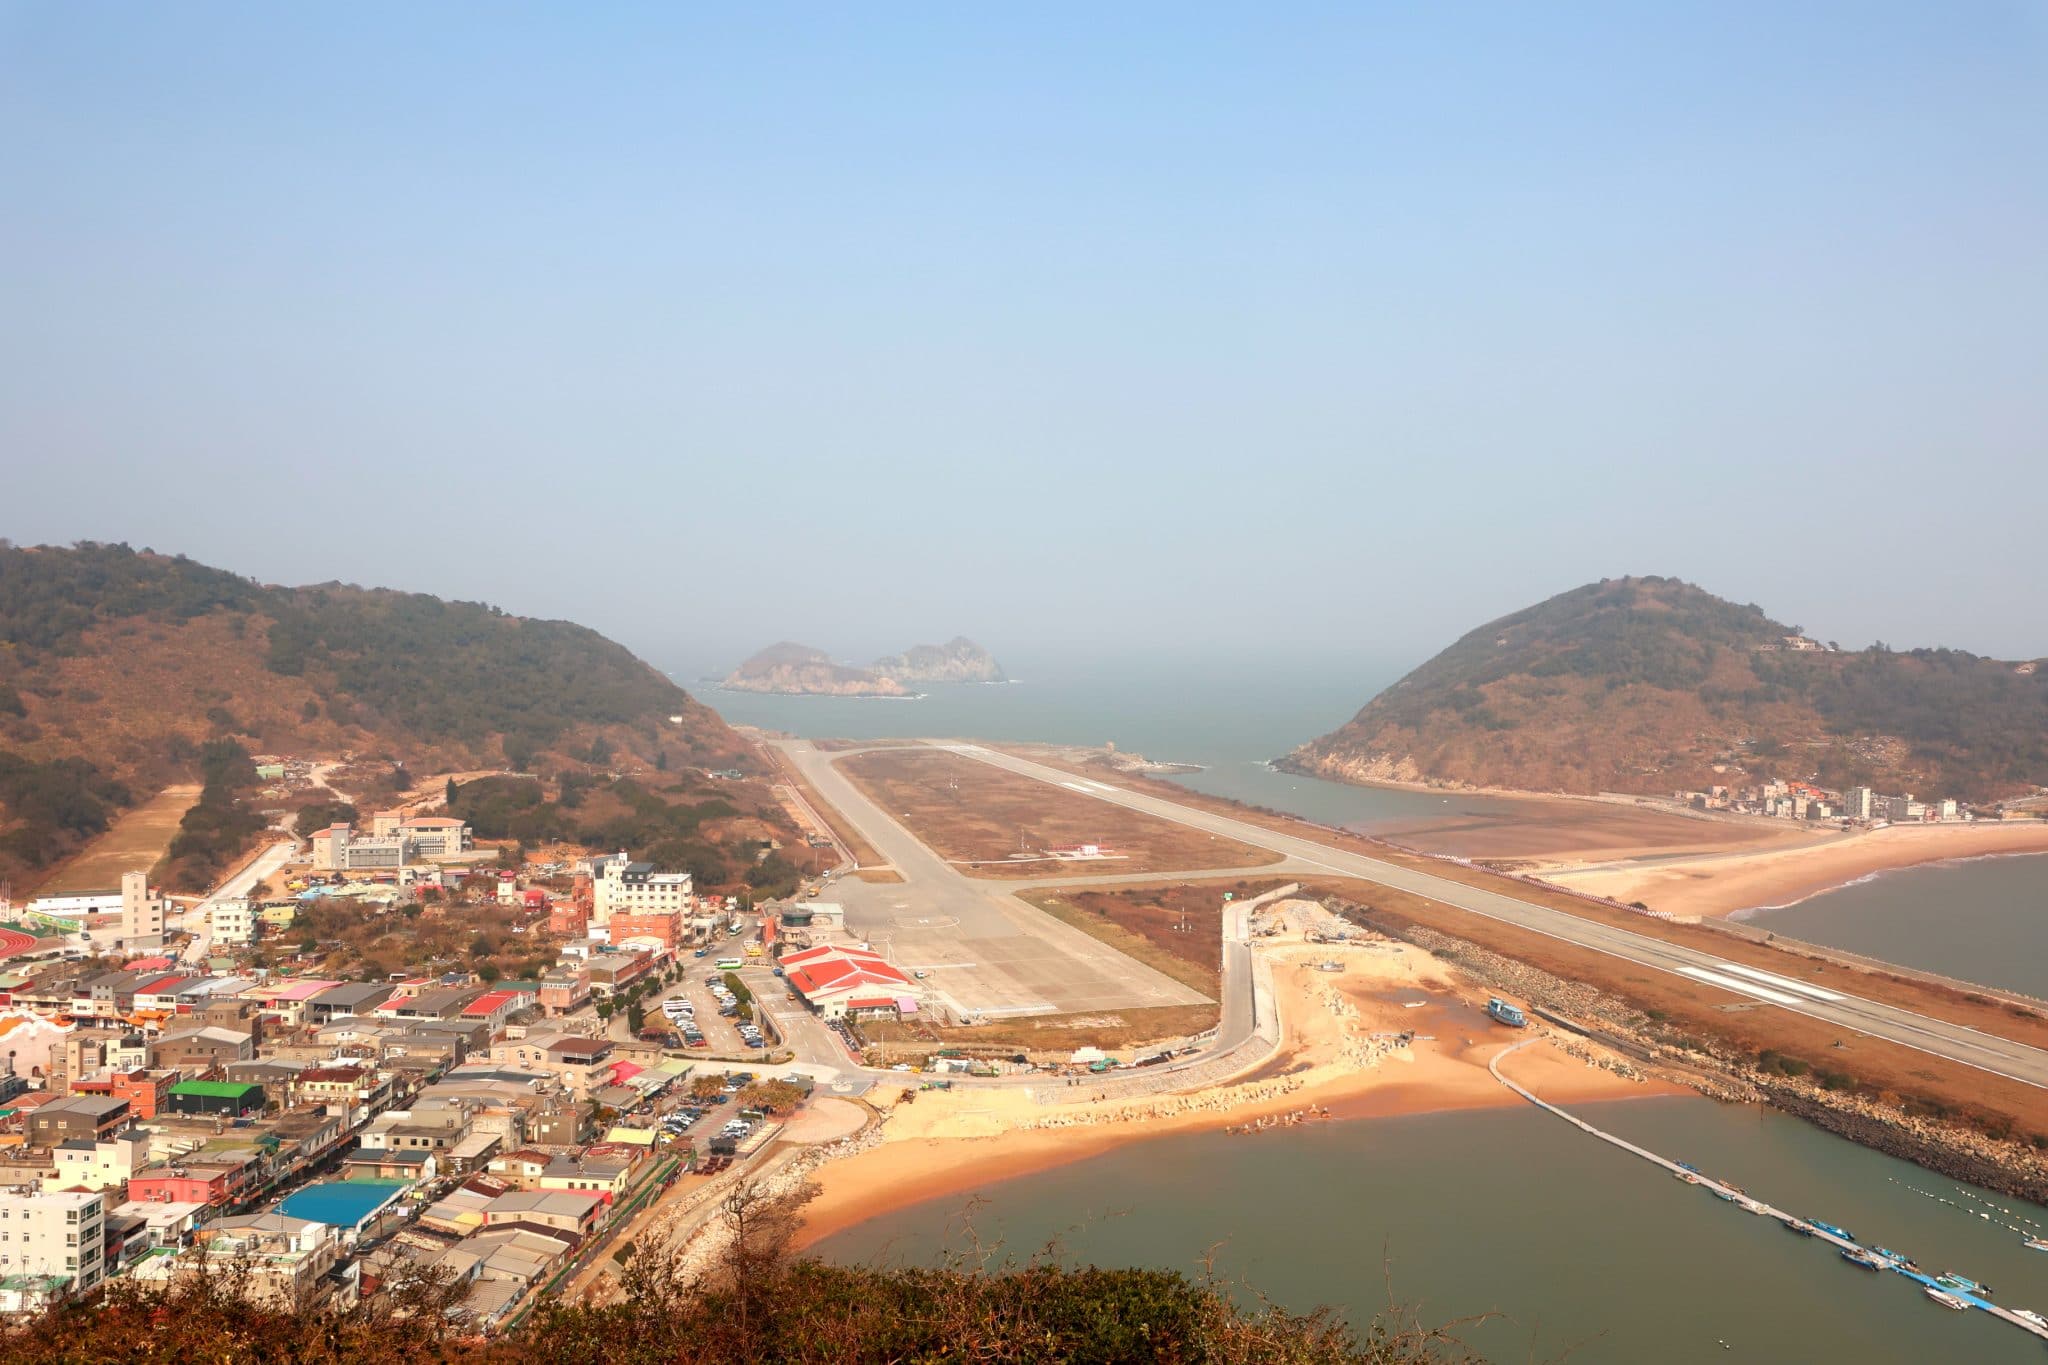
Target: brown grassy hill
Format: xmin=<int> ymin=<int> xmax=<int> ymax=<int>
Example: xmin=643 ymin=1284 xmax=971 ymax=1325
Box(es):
xmin=0 ymin=542 xmax=771 ymax=888
xmin=1283 ymin=577 xmax=2048 ymax=801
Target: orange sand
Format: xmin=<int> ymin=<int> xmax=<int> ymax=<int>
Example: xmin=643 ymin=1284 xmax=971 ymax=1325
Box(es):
xmin=1547 ymin=821 xmax=2048 ymax=918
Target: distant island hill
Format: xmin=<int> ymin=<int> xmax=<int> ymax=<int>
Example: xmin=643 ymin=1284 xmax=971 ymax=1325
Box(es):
xmin=1281 ymin=575 xmax=2048 ymax=815
xmin=722 ymin=638 xmax=1006 ymax=696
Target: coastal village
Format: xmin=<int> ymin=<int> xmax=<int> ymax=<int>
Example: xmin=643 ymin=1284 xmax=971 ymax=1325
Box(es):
xmin=0 ymin=757 xmax=933 ymax=1330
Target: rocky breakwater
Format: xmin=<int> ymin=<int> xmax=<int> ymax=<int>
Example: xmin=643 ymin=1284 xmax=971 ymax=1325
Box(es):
xmin=1755 ymin=1079 xmax=2048 ymax=1206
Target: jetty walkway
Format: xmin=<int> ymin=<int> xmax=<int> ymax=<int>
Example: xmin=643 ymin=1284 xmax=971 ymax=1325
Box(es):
xmin=1489 ymin=1038 xmax=2048 ymax=1347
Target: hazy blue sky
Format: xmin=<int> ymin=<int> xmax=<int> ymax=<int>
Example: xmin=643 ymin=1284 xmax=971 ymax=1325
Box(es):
xmin=4 ymin=3 xmax=2044 ymax=680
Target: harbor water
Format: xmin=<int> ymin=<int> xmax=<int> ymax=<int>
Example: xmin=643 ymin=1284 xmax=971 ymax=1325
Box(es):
xmin=819 ymin=1096 xmax=2048 ymax=1364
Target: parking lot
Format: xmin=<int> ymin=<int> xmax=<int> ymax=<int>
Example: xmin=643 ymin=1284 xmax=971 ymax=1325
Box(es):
xmin=647 ymin=961 xmax=772 ymax=1056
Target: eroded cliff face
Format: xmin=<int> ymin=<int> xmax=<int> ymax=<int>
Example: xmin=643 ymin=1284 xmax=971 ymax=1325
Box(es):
xmin=722 ymin=643 xmax=909 ymax=696
xmin=1275 ymin=746 xmax=1434 ymax=789
xmin=871 ymin=636 xmax=1006 ymax=685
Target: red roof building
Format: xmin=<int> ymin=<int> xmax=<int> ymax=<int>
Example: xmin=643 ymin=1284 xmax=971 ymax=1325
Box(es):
xmin=780 ymin=945 xmax=917 ymax=1020
xmin=462 ymin=989 xmax=528 ymax=1034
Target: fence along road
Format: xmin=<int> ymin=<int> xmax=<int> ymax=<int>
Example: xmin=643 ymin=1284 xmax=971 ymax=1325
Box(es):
xmin=932 ymin=743 xmax=2048 ymax=1091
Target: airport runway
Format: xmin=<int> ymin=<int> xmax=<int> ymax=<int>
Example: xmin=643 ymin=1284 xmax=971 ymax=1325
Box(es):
xmin=778 ymin=741 xmax=1212 ymax=1022
xmin=936 ymin=743 xmax=2048 ymax=1091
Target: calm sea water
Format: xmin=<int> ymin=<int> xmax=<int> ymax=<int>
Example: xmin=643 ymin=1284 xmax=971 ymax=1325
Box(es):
xmin=1747 ymin=853 xmax=2048 ymax=1000
xmin=821 ymin=1097 xmax=2048 ymax=1364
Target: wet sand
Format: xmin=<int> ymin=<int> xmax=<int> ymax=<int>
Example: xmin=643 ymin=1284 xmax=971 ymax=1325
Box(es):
xmin=1546 ymin=821 xmax=2048 ymax=918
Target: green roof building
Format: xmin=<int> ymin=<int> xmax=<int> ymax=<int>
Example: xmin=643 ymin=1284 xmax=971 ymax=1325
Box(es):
xmin=166 ymin=1079 xmax=265 ymax=1117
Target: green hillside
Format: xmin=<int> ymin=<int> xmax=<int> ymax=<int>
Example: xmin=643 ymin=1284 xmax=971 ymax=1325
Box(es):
xmin=1286 ymin=577 xmax=2048 ymax=799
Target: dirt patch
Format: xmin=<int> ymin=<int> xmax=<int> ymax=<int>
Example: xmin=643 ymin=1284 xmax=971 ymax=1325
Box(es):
xmin=1369 ymin=801 xmax=1821 ymax=864
xmin=779 ymin=1096 xmax=869 ymax=1144
xmin=1016 ymin=879 xmax=1289 ymax=998
xmin=35 ymin=784 xmax=201 ymax=894
xmin=840 ymin=748 xmax=1281 ymax=878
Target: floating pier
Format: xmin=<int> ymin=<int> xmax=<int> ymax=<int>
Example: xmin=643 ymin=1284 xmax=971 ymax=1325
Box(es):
xmin=1489 ymin=1039 xmax=2048 ymax=1347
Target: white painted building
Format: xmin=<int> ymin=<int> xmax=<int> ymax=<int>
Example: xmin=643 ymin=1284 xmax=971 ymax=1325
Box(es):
xmin=589 ymin=852 xmax=692 ymax=929
xmin=208 ymin=897 xmax=258 ymax=946
xmin=0 ymin=1188 xmax=106 ymax=1297
xmin=45 ymin=1132 xmax=151 ymax=1193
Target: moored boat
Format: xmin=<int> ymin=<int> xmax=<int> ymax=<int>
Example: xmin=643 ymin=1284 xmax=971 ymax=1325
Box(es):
xmin=2025 ymin=1238 xmax=2048 ymax=1252
xmin=1936 ymin=1273 xmax=1991 ymax=1297
xmin=1808 ymin=1219 xmax=1855 ymax=1241
xmin=1924 ymin=1287 xmax=1970 ymax=1311
xmin=1839 ymin=1249 xmax=1884 ymax=1271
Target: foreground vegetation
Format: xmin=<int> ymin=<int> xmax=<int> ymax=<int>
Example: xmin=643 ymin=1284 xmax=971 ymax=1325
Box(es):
xmin=4 ymin=1185 xmax=1484 ymax=1364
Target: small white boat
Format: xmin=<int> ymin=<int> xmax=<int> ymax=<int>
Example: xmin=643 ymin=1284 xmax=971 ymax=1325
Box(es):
xmin=2013 ymin=1308 xmax=2046 ymax=1328
xmin=2024 ymin=1238 xmax=2048 ymax=1252
xmin=1924 ymin=1288 xmax=1970 ymax=1311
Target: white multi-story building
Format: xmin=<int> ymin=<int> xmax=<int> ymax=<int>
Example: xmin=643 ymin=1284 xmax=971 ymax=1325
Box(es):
xmin=1843 ymin=787 xmax=1876 ymax=821
xmin=314 ymin=818 xmax=474 ymax=872
xmin=208 ymin=897 xmax=258 ymax=946
xmin=589 ymin=852 xmax=692 ymax=929
xmin=0 ymin=1188 xmax=106 ymax=1297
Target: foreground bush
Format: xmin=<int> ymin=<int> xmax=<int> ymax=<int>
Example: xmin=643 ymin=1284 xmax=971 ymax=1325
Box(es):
xmin=5 ymin=1186 xmax=1487 ymax=1364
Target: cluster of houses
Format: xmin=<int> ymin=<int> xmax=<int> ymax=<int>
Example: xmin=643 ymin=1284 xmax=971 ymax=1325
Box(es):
xmin=1680 ymin=780 xmax=1970 ymax=826
xmin=0 ymin=953 xmax=719 ymax=1328
xmin=0 ymin=840 xmax=919 ymax=1326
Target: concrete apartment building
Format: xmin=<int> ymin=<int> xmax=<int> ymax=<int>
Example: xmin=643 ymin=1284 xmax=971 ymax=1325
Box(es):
xmin=147 ymin=1213 xmax=344 ymax=1310
xmin=117 ymin=871 xmax=166 ymax=953
xmin=207 ymin=897 xmax=258 ymax=946
xmin=0 ymin=1189 xmax=107 ymax=1300
xmin=26 ymin=1095 xmax=131 ymax=1146
xmin=151 ymin=1025 xmax=256 ymax=1071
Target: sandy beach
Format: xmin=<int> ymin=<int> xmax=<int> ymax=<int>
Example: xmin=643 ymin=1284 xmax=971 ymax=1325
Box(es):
xmin=794 ymin=916 xmax=1675 ymax=1250
xmin=1544 ymin=821 xmax=2048 ymax=919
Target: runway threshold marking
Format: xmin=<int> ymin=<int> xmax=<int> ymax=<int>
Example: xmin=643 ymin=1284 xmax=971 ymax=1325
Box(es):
xmin=1713 ymin=962 xmax=1845 ymax=1002
xmin=1680 ymin=966 xmax=1804 ymax=1007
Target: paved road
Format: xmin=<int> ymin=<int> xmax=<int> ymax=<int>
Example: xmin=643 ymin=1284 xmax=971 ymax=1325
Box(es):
xmin=937 ymin=743 xmax=2048 ymax=1092
xmin=173 ymin=838 xmax=299 ymax=964
xmin=777 ymin=740 xmax=1210 ymax=1021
